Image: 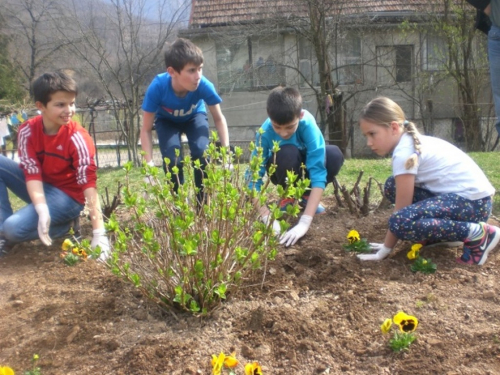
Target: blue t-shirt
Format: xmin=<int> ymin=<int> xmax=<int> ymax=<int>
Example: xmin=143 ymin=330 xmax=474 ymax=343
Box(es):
xmin=248 ymin=109 xmax=327 ymax=191
xmin=141 ymin=73 xmax=222 ymax=123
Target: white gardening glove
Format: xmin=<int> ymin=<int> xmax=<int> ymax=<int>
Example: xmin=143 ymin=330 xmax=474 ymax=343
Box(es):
xmin=357 ymin=243 xmax=392 ymax=261
xmin=91 ymin=228 xmax=110 ymax=262
xmin=143 ymin=160 xmax=157 ymax=199
xmin=143 ymin=160 xmax=157 ymax=185
xmin=35 ymin=203 xmax=52 ymax=246
xmin=223 ymin=148 xmax=234 ymax=171
xmin=279 ymin=215 xmax=313 ymax=247
xmin=261 ymin=214 xmax=281 ymax=236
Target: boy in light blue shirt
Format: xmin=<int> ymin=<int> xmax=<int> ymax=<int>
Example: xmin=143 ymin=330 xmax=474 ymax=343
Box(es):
xmin=249 ymin=87 xmax=344 ymax=247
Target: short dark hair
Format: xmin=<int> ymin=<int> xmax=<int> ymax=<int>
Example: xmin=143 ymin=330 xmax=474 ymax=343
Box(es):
xmin=266 ymin=86 xmax=302 ymax=124
xmin=32 ymin=70 xmax=78 ymax=106
xmin=164 ymin=38 xmax=204 ymax=73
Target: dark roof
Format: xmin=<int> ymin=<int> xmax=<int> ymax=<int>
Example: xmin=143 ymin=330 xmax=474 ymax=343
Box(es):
xmin=189 ymin=0 xmax=438 ymax=28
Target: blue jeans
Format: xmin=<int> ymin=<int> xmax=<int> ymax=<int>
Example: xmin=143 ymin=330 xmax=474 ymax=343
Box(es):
xmin=489 ymin=25 xmax=500 ymax=137
xmin=0 ymin=156 xmax=83 ymax=243
xmin=154 ymin=113 xmax=209 ymax=196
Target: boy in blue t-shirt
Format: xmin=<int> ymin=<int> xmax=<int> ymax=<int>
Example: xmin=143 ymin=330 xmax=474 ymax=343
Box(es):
xmin=249 ymin=87 xmax=344 ymax=247
xmin=140 ymin=38 xmax=230 ymax=202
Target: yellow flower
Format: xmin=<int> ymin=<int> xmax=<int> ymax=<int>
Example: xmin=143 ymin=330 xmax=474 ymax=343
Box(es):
xmin=33 ymin=354 xmax=39 ymax=361
xmin=62 ymin=239 xmax=73 ymax=251
xmin=72 ymin=247 xmax=80 ymax=255
xmin=347 ymin=230 xmax=360 ymax=244
xmin=393 ymin=311 xmax=418 ymax=333
xmin=422 ymin=259 xmax=427 ymax=265
xmin=381 ymin=318 xmax=392 ymax=334
xmin=211 ymin=352 xmax=239 ymax=373
xmin=245 ymin=362 xmax=263 ymax=375
xmin=407 ymin=243 xmax=422 ymax=260
xmin=211 ymin=352 xmax=225 ymax=375
xmin=223 ymin=353 xmax=239 ymax=368
xmin=411 ymin=243 xmax=422 ymax=252
xmin=0 ymin=366 xmax=15 ymax=375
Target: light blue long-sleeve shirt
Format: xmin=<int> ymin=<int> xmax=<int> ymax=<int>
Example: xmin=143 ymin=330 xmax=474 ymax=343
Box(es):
xmin=248 ymin=109 xmax=326 ymax=191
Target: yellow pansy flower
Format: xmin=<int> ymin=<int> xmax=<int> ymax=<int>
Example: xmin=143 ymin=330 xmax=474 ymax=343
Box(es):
xmin=380 ymin=318 xmax=392 ymax=334
xmin=407 ymin=243 xmax=422 ymax=260
xmin=347 ymin=230 xmax=360 ymax=244
xmin=211 ymin=352 xmax=225 ymax=375
xmin=0 ymin=366 xmax=15 ymax=375
xmin=62 ymin=239 xmax=74 ymax=251
xmin=393 ymin=311 xmax=418 ymax=333
xmin=245 ymin=362 xmax=263 ymax=375
xmin=223 ymin=353 xmax=239 ymax=368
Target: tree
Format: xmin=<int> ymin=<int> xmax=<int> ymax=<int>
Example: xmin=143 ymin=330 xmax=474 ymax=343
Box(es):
xmin=0 ymin=0 xmax=71 ymax=96
xmin=0 ymin=13 xmax=25 ymax=105
xmin=389 ymin=1 xmax=491 ymax=151
xmin=431 ymin=0 xmax=490 ymax=151
xmin=58 ymin=0 xmax=191 ymax=164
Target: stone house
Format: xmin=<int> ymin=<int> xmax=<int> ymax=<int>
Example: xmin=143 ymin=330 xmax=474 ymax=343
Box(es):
xmin=179 ymin=0 xmax=496 ymax=156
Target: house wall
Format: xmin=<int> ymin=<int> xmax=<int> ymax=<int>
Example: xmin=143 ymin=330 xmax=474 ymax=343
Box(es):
xmin=187 ymin=26 xmax=496 ymax=157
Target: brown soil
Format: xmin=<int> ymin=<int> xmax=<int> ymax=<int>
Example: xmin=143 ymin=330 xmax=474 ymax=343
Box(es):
xmin=1 ymin=197 xmax=500 ymax=375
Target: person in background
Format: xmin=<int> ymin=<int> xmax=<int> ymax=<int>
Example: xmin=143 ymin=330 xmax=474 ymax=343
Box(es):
xmin=466 ymin=0 xmax=500 ymax=148
xmin=0 ymin=70 xmax=110 ymax=259
xmin=0 ymin=114 xmax=10 ymax=157
xmin=140 ymin=38 xmax=230 ymax=204
xmin=357 ymin=96 xmax=499 ymax=265
xmin=248 ymin=86 xmax=344 ymax=247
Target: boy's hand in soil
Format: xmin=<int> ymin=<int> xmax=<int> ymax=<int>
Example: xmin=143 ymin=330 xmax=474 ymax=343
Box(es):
xmin=280 ymin=215 xmax=312 ymax=247
xmin=357 ymin=243 xmax=392 ymax=261
xmin=91 ymin=228 xmax=110 ymax=262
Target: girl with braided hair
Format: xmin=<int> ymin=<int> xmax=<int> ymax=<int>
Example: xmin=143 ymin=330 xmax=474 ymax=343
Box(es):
xmin=357 ymin=97 xmax=500 ymax=265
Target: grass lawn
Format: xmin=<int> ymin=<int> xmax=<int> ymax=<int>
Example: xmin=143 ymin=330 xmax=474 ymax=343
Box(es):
xmin=95 ymin=152 xmax=500 ymax=215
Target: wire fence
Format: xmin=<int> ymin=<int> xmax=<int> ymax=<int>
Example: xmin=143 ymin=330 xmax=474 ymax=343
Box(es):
xmin=92 ymin=134 xmax=255 ymax=169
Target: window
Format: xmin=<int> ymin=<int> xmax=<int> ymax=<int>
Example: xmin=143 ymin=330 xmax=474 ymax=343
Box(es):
xmin=336 ymin=34 xmax=363 ymax=85
xmin=299 ymin=34 xmax=362 ymax=87
xmin=216 ymin=41 xmax=251 ymax=92
xmin=215 ymin=36 xmax=285 ymax=93
xmin=252 ymin=36 xmax=285 ymax=88
xmin=396 ymin=46 xmax=412 ymax=82
xmin=424 ymin=34 xmax=447 ymax=71
xmin=298 ymin=37 xmax=320 ymax=87
xmin=377 ymin=45 xmax=413 ymax=84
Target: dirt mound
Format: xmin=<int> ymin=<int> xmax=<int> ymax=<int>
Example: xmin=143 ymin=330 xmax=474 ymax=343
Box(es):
xmin=1 ymin=198 xmax=500 ymax=374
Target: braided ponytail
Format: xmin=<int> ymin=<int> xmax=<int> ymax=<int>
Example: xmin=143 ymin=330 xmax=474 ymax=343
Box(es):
xmin=403 ymin=120 xmax=422 ymax=169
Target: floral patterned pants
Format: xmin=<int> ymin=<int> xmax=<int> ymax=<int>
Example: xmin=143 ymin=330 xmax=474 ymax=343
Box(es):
xmin=384 ymin=176 xmax=492 ymax=242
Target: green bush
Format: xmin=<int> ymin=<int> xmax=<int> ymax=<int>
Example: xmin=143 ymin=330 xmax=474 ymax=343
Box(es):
xmin=106 ymin=132 xmax=308 ymax=315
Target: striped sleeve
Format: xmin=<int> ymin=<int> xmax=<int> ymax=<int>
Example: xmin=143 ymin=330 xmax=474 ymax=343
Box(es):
xmin=70 ymin=130 xmax=97 ymax=188
xmin=18 ymin=125 xmax=42 ymax=180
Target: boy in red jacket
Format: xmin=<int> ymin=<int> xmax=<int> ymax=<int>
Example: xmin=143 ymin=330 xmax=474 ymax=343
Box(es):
xmin=0 ymin=70 xmax=109 ymax=260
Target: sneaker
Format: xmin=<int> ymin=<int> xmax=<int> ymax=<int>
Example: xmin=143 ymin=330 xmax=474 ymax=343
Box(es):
xmin=0 ymin=237 xmax=13 ymax=257
xmin=421 ymin=240 xmax=463 ymax=248
xmin=456 ymin=223 xmax=500 ymax=265
xmin=299 ymin=195 xmax=326 ymax=215
xmin=279 ymin=197 xmax=296 ymax=212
